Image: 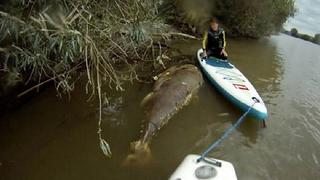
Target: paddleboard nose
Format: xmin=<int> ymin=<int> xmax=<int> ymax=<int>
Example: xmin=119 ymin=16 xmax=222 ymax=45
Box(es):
xmin=251 ymin=102 xmax=268 ymax=120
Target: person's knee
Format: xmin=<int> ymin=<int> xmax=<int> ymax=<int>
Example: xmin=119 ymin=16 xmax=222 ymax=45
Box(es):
xmin=221 ymin=55 xmax=228 ymax=60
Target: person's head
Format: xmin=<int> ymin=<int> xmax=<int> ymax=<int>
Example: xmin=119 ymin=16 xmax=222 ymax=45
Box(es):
xmin=210 ymin=17 xmax=219 ymax=31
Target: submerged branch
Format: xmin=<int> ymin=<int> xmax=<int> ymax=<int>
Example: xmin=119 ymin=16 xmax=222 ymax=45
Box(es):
xmin=17 ymin=62 xmax=83 ymax=98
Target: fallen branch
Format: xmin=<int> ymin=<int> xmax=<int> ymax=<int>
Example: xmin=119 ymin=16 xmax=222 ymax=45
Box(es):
xmin=153 ymin=32 xmax=199 ymax=40
xmin=17 ymin=63 xmax=83 ymax=98
xmin=17 ymin=76 xmax=57 ymax=98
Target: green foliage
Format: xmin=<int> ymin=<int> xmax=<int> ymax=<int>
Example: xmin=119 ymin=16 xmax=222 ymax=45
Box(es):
xmin=299 ymin=34 xmax=312 ymax=41
xmin=313 ymin=34 xmax=320 ymax=44
xmin=287 ymin=28 xmax=319 ymax=45
xmin=290 ymin=28 xmax=298 ymax=37
xmin=1 ymin=11 xmax=83 ymax=81
xmin=0 ymin=0 xmax=169 ymax=94
xmin=215 ymin=0 xmax=295 ymax=38
xmin=0 ymin=0 xmax=172 ymax=157
xmin=173 ymin=0 xmax=296 ymax=38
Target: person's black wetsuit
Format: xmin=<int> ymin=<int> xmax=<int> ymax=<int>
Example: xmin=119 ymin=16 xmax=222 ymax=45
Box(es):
xmin=202 ymin=26 xmax=227 ymax=60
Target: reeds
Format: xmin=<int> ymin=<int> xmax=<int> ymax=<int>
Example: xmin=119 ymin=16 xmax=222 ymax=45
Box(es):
xmin=1 ymin=0 xmax=176 ymax=157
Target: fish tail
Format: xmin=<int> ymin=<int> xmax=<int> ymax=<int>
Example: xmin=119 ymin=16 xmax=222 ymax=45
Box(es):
xmin=122 ymin=140 xmax=152 ymax=167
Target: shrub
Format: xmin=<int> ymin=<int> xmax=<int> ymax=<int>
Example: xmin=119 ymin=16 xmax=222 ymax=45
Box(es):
xmin=291 ymin=28 xmax=298 ymax=37
xmin=313 ymin=34 xmax=320 ymax=44
xmin=215 ymin=0 xmax=295 ymax=38
xmin=0 ymin=0 xmax=172 ymax=157
xmin=173 ymin=0 xmax=296 ymax=38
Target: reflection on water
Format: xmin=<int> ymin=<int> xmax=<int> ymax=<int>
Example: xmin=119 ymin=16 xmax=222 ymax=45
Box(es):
xmin=1 ymin=34 xmax=320 ymax=179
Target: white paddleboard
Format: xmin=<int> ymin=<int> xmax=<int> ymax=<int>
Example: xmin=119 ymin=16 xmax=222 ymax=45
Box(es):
xmin=197 ymin=49 xmax=267 ymax=120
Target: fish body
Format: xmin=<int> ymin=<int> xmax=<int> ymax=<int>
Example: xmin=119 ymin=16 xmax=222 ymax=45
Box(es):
xmin=124 ymin=64 xmax=203 ymax=166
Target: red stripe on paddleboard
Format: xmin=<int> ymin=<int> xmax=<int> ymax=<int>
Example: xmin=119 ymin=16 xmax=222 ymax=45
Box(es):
xmin=233 ymin=83 xmax=249 ymax=91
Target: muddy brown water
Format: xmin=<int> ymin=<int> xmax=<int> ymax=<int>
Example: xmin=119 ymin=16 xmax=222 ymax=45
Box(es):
xmin=1 ymin=34 xmax=320 ymax=180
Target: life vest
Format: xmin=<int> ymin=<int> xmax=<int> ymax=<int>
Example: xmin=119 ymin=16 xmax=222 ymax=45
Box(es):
xmin=203 ymin=26 xmax=226 ymax=50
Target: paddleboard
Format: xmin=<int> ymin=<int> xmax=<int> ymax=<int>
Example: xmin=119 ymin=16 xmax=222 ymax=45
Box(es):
xmin=197 ymin=49 xmax=268 ymax=120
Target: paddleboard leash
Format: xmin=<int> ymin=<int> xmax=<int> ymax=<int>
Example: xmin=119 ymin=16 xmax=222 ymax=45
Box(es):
xmin=196 ymin=98 xmax=260 ymax=163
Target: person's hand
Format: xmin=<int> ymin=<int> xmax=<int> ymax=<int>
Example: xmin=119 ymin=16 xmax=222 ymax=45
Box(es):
xmin=221 ymin=49 xmax=228 ymax=57
xmin=202 ymin=50 xmax=208 ymax=59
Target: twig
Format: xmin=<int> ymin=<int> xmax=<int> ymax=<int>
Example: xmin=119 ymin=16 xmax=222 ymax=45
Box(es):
xmin=154 ymin=32 xmax=199 ymax=40
xmin=17 ymin=63 xmax=82 ymax=98
xmin=17 ymin=76 xmax=57 ymax=98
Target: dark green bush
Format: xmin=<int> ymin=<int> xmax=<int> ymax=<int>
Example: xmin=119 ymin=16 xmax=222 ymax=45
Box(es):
xmin=215 ymin=0 xmax=295 ymax=38
xmin=313 ymin=34 xmax=320 ymax=44
xmin=291 ymin=28 xmax=298 ymax=37
xmin=173 ymin=0 xmax=296 ymax=38
xmin=299 ymin=34 xmax=312 ymax=41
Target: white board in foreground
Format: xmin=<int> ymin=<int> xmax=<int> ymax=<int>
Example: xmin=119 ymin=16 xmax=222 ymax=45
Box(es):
xmin=169 ymin=154 xmax=237 ymax=180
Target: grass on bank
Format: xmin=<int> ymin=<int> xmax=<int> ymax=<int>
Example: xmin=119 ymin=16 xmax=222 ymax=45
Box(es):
xmin=0 ymin=0 xmax=174 ymax=157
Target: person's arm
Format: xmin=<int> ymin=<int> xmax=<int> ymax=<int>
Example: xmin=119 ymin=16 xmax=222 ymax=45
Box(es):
xmin=202 ymin=31 xmax=208 ymax=50
xmin=222 ymin=30 xmax=226 ymax=49
xmin=202 ymin=31 xmax=208 ymax=57
xmin=219 ymin=30 xmax=228 ymax=56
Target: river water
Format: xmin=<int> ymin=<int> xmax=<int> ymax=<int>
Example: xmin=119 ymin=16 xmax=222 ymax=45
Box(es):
xmin=1 ymin=34 xmax=320 ymax=180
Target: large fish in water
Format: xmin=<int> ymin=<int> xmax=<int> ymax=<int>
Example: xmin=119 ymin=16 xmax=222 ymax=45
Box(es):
xmin=123 ymin=64 xmax=203 ymax=166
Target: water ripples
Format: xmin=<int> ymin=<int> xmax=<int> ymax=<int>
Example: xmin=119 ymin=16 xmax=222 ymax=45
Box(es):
xmin=300 ymin=114 xmax=320 ymax=145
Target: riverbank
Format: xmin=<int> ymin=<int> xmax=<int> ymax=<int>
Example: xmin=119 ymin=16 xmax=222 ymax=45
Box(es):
xmin=282 ymin=29 xmax=320 ymax=45
xmin=0 ymin=1 xmax=190 ymax=115
xmin=0 ymin=0 xmax=296 ymax=108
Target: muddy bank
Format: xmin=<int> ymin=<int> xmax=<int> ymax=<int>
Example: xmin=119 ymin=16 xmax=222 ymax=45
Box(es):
xmin=0 ymin=32 xmax=198 ymax=116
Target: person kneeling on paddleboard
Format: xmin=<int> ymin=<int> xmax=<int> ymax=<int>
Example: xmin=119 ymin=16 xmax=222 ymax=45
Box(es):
xmin=202 ymin=17 xmax=228 ymax=60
